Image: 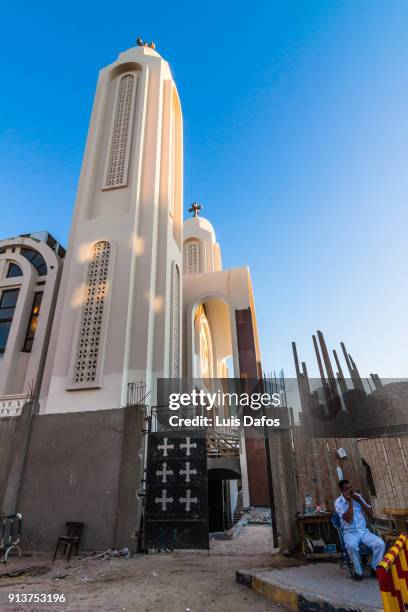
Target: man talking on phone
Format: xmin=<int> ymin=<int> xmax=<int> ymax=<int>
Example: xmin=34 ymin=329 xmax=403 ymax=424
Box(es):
xmin=335 ymin=479 xmax=385 ymax=580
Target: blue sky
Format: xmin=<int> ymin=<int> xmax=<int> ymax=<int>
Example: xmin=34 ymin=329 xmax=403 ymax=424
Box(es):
xmin=1 ymin=1 xmax=407 ymax=377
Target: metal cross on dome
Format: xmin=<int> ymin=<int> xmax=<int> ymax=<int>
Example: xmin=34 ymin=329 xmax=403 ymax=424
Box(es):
xmin=189 ymin=202 xmax=202 ymax=217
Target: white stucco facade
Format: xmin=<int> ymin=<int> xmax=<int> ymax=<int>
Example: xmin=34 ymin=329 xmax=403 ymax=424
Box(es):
xmin=182 ymin=216 xmax=261 ymax=380
xmin=37 ymin=44 xmax=183 ymax=413
xmin=0 ymin=42 xmax=261 ymax=429
xmin=0 ymin=41 xmax=268 ymax=515
xmin=0 ymin=233 xmax=64 ymax=402
xmin=182 ymin=215 xmax=261 ymax=507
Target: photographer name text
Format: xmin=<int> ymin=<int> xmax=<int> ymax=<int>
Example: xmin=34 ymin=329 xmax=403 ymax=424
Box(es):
xmin=168 ymin=415 xmax=281 ymax=427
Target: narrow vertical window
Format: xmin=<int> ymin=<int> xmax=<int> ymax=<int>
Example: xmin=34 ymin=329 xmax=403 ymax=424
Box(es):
xmin=169 ymin=103 xmax=176 ymax=217
xmin=187 ymin=242 xmax=199 ymax=274
xmin=171 ymin=264 xmax=180 ymax=377
xmin=104 ymin=73 xmax=136 ymax=189
xmin=0 ymin=289 xmax=19 ymax=353
xmin=22 ymin=292 xmax=43 ymax=352
xmin=71 ymin=241 xmax=111 ymax=386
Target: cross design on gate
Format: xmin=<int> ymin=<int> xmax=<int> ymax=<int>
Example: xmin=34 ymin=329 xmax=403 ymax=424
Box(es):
xmin=155 ymin=489 xmax=174 ymax=511
xmin=179 ymin=437 xmax=197 ymax=457
xmin=157 ymin=438 xmax=175 ymax=457
xmin=179 ymin=461 xmax=197 ymax=483
xmin=179 ymin=489 xmax=198 ymax=512
xmin=156 ymin=462 xmax=174 ymax=484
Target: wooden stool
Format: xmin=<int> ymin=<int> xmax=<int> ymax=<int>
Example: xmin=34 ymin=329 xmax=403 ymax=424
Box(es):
xmin=53 ymin=522 xmax=84 ymax=562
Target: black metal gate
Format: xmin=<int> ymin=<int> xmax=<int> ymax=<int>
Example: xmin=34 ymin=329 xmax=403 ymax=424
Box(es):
xmin=144 ymin=428 xmax=209 ymax=550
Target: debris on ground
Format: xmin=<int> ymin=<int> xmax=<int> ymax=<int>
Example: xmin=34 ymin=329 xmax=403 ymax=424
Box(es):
xmin=1 ymin=526 xmax=282 ymax=611
xmin=80 ymin=547 xmax=131 ymax=561
xmin=0 ymin=566 xmax=51 ymax=581
xmin=246 ymin=507 xmax=272 ymax=525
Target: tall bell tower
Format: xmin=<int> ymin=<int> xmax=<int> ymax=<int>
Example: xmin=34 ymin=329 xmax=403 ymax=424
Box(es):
xmin=42 ymin=40 xmax=183 ymax=413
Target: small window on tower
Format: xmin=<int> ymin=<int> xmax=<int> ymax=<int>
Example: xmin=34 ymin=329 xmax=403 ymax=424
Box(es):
xmin=187 ymin=242 xmax=199 ymax=274
xmin=22 ymin=292 xmax=43 ymax=353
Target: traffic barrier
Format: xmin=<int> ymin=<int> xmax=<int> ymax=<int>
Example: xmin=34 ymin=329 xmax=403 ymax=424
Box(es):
xmin=377 ymin=533 xmax=408 ymax=612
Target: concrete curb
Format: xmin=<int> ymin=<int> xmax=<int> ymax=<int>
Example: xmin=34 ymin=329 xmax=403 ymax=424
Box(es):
xmin=236 ymin=568 xmax=382 ymax=612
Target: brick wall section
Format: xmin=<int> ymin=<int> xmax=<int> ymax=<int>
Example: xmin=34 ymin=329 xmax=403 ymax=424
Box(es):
xmin=357 ymin=435 xmax=408 ymax=516
xmin=235 ymin=307 xmax=268 ymax=506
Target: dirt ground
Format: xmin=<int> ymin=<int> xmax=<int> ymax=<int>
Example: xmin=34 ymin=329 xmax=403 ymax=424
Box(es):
xmin=0 ymin=525 xmax=304 ymax=612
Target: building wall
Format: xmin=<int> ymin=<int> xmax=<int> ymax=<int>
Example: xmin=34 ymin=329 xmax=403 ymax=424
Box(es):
xmin=357 ymin=435 xmax=408 ymax=516
xmin=235 ymin=307 xmax=268 ymax=506
xmin=182 ymin=266 xmax=266 ymax=508
xmin=42 ymin=44 xmax=183 ymax=414
xmin=0 ymin=416 xmax=20 ymax=509
xmin=1 ymin=405 xmax=144 ymax=551
xmin=182 ymin=267 xmax=255 ymax=379
xmin=0 ymin=235 xmax=64 ymax=399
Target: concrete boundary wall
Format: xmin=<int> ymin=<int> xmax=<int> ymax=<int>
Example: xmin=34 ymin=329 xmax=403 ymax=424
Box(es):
xmin=1 ymin=405 xmax=144 ymax=552
xmin=0 ymin=415 xmax=22 ymax=511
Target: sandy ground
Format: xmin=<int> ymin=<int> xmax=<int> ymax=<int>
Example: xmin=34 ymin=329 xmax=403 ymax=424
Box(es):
xmin=0 ymin=525 xmax=302 ymax=612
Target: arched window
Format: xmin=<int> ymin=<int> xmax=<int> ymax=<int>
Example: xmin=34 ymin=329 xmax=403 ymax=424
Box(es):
xmin=199 ymin=314 xmax=213 ymax=380
xmin=6 ymin=263 xmax=22 ymax=278
xmin=186 ymin=241 xmax=199 ymax=274
xmin=21 ymin=248 xmax=47 ymax=276
xmin=170 ymin=264 xmax=180 ymax=377
xmin=70 ymin=241 xmax=111 ymax=387
xmin=104 ymin=73 xmax=136 ymax=189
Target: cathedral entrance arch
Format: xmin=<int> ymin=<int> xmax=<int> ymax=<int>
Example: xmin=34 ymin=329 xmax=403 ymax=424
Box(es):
xmin=186 ymin=294 xmax=237 ymax=381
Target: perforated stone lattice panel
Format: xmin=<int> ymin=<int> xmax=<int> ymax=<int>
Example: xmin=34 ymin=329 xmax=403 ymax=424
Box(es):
xmin=104 ymin=74 xmax=135 ymax=189
xmin=187 ymin=241 xmax=199 ymax=274
xmin=72 ymin=241 xmax=110 ymax=385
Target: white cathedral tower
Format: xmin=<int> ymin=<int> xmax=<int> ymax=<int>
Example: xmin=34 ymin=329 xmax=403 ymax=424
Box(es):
xmin=41 ymin=41 xmax=183 ymax=413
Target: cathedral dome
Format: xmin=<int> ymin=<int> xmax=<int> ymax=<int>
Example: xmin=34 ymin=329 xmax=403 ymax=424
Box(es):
xmin=183 ymin=214 xmax=222 ymax=274
xmin=183 ymin=216 xmax=216 ymax=242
